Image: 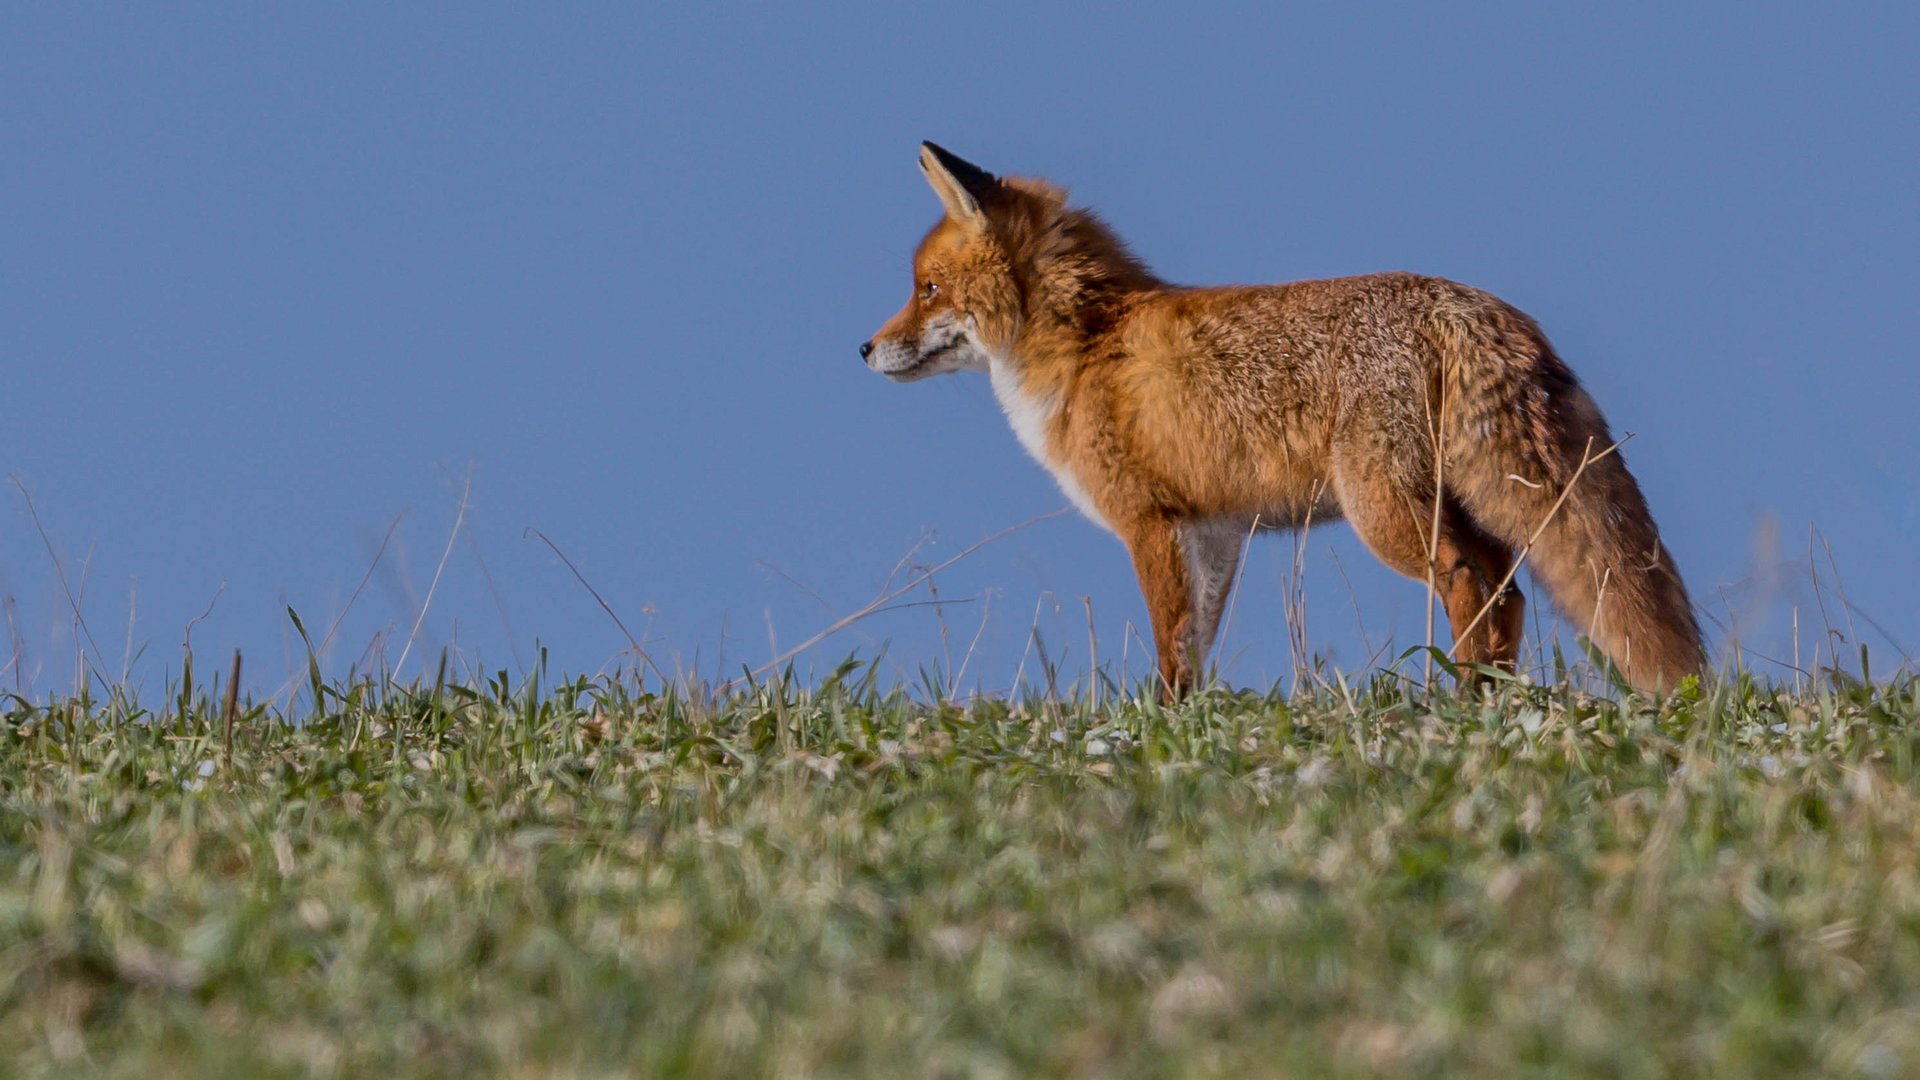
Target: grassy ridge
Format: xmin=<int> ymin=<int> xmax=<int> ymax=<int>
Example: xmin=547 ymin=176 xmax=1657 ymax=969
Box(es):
xmin=3 ymin=667 xmax=1919 ymax=1077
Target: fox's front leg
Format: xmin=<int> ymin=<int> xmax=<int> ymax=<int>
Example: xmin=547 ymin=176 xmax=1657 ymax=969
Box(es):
xmin=1123 ymin=517 xmax=1199 ymax=702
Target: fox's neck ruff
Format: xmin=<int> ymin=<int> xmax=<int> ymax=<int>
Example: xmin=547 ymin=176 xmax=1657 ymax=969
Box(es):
xmin=988 ymin=181 xmax=1159 ymax=329
xmin=995 ymin=207 xmax=1159 ymax=374
xmin=1022 ymin=207 xmax=1161 ymax=315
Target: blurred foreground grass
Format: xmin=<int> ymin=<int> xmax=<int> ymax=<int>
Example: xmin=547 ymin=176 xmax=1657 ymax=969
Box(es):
xmin=4 ymin=665 xmax=1919 ymax=1077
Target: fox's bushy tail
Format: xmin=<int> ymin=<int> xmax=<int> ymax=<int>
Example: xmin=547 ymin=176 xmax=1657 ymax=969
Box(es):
xmin=1432 ymin=301 xmax=1705 ymax=691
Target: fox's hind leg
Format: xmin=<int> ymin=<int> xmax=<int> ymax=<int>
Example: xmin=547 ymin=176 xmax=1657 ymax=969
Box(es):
xmin=1329 ymin=444 xmax=1518 ymax=676
xmin=1452 ymin=515 xmax=1527 ymax=675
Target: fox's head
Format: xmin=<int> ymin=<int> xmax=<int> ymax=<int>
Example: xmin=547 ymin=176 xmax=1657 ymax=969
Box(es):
xmin=860 ymin=142 xmax=1031 ymax=382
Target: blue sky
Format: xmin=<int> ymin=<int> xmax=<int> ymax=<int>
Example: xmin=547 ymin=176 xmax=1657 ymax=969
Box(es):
xmin=3 ymin=4 xmax=1916 ymax=697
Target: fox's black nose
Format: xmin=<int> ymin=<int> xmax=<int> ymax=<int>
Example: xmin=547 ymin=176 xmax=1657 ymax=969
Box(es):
xmin=859 ymin=341 xmax=874 ymax=361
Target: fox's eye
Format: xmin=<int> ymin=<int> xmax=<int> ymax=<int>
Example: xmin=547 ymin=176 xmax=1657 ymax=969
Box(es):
xmin=922 ymin=281 xmax=940 ymax=300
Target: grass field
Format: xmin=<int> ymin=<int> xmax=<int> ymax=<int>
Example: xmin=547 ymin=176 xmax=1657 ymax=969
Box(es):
xmin=4 ymin=662 xmax=1919 ymax=1077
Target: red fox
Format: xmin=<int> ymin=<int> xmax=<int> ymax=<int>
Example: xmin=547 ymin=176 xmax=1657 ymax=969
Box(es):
xmin=862 ymin=142 xmax=1704 ymax=697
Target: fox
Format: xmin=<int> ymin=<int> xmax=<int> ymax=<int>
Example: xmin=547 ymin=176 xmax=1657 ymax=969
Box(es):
xmin=861 ymin=142 xmax=1705 ymax=698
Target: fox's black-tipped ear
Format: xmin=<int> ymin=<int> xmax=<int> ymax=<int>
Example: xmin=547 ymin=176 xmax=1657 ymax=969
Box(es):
xmin=919 ymin=141 xmax=997 ymax=227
